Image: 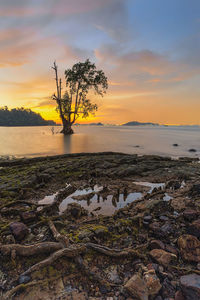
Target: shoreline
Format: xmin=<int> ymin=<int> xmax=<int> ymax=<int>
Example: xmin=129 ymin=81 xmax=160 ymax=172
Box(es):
xmin=0 ymin=152 xmax=200 ymax=299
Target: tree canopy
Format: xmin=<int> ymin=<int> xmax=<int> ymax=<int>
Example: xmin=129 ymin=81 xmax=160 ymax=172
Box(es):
xmin=52 ymin=59 xmax=108 ymax=134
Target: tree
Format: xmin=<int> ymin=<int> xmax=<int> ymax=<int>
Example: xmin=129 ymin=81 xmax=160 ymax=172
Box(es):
xmin=52 ymin=59 xmax=108 ymax=134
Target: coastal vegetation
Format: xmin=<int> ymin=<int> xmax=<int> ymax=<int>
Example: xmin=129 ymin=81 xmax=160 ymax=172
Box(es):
xmin=52 ymin=59 xmax=108 ymax=135
xmin=0 ymin=107 xmax=56 ymax=127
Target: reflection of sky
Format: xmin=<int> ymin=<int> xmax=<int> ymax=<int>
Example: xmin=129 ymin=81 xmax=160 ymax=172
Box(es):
xmin=0 ymin=0 xmax=200 ymax=124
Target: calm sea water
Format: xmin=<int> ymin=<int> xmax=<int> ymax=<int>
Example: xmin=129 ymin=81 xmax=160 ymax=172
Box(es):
xmin=0 ymin=125 xmax=200 ymax=158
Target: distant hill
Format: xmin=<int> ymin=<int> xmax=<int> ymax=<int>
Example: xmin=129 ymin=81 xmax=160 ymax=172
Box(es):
xmin=0 ymin=107 xmax=56 ymax=127
xmin=122 ymin=121 xmax=159 ymax=126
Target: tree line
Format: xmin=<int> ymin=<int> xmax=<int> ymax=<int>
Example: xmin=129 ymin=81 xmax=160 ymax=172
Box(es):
xmin=0 ymin=107 xmax=56 ymax=126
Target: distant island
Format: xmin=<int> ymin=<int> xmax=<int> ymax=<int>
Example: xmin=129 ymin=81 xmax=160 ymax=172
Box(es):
xmin=122 ymin=121 xmax=159 ymax=126
xmin=75 ymin=122 xmax=103 ymax=126
xmin=0 ymin=107 xmax=56 ymax=127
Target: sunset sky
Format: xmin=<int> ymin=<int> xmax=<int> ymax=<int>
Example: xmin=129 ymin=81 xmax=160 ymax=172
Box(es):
xmin=0 ymin=0 xmax=200 ymax=125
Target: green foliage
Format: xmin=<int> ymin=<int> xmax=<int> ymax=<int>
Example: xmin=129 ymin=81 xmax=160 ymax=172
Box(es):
xmin=0 ymin=107 xmax=56 ymax=126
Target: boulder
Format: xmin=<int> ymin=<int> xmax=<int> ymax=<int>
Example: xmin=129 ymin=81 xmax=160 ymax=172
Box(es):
xmin=124 ymin=274 xmax=148 ymax=300
xmin=10 ymin=222 xmax=29 ymax=241
xmin=180 ymin=274 xmax=200 ymax=300
xmin=177 ymin=234 xmax=200 ymax=262
xmin=149 ymin=249 xmax=177 ymax=266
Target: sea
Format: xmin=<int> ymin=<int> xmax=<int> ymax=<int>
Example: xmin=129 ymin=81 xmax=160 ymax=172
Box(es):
xmin=0 ymin=125 xmax=200 ymax=158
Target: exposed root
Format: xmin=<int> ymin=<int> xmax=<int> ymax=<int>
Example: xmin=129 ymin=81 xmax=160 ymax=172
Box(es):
xmin=0 ymin=242 xmax=63 ymax=257
xmin=21 ymin=244 xmax=86 ymax=277
xmin=86 ymin=243 xmax=146 ymax=259
xmin=3 ymin=280 xmax=45 ymax=300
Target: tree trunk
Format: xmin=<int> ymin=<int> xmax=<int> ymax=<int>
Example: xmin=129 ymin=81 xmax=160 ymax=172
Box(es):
xmin=60 ymin=121 xmax=74 ymax=135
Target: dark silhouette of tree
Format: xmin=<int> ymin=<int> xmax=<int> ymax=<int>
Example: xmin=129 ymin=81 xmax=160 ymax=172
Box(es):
xmin=52 ymin=59 xmax=108 ymax=135
xmin=0 ymin=107 xmax=56 ymax=126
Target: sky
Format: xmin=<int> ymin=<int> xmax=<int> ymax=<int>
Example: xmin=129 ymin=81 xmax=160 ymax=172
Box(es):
xmin=0 ymin=0 xmax=200 ymax=125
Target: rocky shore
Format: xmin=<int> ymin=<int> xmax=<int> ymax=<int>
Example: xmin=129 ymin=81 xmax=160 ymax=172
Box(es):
xmin=0 ymin=152 xmax=200 ymax=300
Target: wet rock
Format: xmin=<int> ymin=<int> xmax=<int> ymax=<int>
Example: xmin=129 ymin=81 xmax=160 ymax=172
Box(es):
xmin=149 ymin=240 xmax=165 ymax=250
xmin=161 ymin=278 xmax=176 ymax=298
xmin=124 ymin=274 xmax=148 ymax=300
xmin=149 ymin=222 xmax=173 ymax=237
xmin=105 ymin=265 xmax=121 ymax=284
xmin=188 ymin=148 xmax=197 ymax=152
xmin=20 ymin=211 xmax=37 ymax=223
xmin=189 ymin=183 xmax=200 ymax=197
xmin=160 ymin=216 xmax=169 ymax=221
xmin=183 ymin=209 xmax=199 ymax=221
xmin=10 ymin=222 xmax=29 ymax=241
xmin=180 ymin=273 xmax=200 ymax=300
xmin=94 ymin=227 xmax=108 ymax=238
xmin=177 ymin=234 xmax=200 ymax=262
xmin=188 ymin=219 xmax=200 ymax=238
xmin=78 ymin=230 xmax=94 ymax=240
xmin=19 ymin=275 xmax=31 ymax=284
xmin=160 ymin=223 xmax=174 ymax=236
xmin=165 ymin=244 xmax=178 ymax=256
xmin=143 ymin=268 xmax=162 ymax=296
xmin=166 ymin=180 xmax=181 ymax=190
xmin=143 ymin=215 xmax=152 ymax=222
xmin=175 ymin=290 xmax=185 ymax=300
xmin=149 ymin=249 xmax=177 ymax=266
xmin=64 ymin=203 xmax=88 ymax=219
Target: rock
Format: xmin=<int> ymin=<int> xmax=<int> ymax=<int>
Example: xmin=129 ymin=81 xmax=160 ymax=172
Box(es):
xmin=19 ymin=275 xmax=31 ymax=284
xmin=173 ymin=144 xmax=179 ymax=147
xmin=10 ymin=222 xmax=29 ymax=241
xmin=161 ymin=278 xmax=176 ymax=298
xmin=188 ymin=148 xmax=197 ymax=152
xmin=64 ymin=203 xmax=88 ymax=219
xmin=188 ymin=219 xmax=200 ymax=238
xmin=143 ymin=215 xmax=152 ymax=222
xmin=175 ymin=291 xmax=185 ymax=300
xmin=20 ymin=211 xmax=37 ymax=223
xmin=165 ymin=244 xmax=178 ymax=256
xmin=160 ymin=216 xmax=169 ymax=221
xmin=149 ymin=240 xmax=165 ymax=250
xmin=144 ymin=269 xmax=162 ymax=296
xmin=160 ymin=223 xmax=174 ymax=236
xmin=180 ymin=273 xmax=200 ymax=300
xmin=78 ymin=230 xmax=94 ymax=240
xmin=189 ymin=184 xmax=200 ymax=197
xmin=183 ymin=209 xmax=199 ymax=221
xmin=149 ymin=249 xmax=177 ymax=266
xmin=105 ymin=265 xmax=121 ymax=284
xmin=177 ymin=234 xmax=200 ymax=262
xmin=166 ymin=180 xmax=181 ymax=190
xmin=124 ymin=274 xmax=148 ymax=300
